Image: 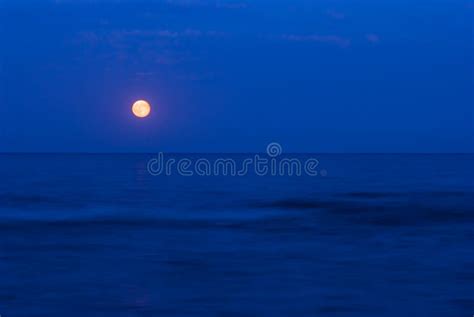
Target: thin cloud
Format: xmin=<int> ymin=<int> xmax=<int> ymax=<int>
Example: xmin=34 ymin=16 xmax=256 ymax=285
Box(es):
xmin=365 ymin=33 xmax=380 ymax=43
xmin=326 ymin=9 xmax=346 ymax=20
xmin=165 ymin=0 xmax=247 ymax=9
xmin=72 ymin=29 xmax=217 ymax=66
xmin=282 ymin=34 xmax=351 ymax=48
xmin=114 ymin=29 xmax=226 ymax=39
xmin=216 ymin=2 xmax=247 ymax=9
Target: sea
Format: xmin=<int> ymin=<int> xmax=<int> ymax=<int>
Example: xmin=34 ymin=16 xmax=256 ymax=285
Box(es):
xmin=0 ymin=154 xmax=473 ymax=316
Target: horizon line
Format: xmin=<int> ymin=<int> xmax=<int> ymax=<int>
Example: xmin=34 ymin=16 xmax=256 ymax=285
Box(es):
xmin=0 ymin=152 xmax=473 ymax=155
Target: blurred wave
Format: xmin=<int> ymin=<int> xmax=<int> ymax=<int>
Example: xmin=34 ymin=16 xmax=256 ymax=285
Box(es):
xmin=0 ymin=154 xmax=473 ymax=316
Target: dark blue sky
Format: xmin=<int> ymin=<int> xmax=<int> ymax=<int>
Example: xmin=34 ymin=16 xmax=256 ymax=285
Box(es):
xmin=1 ymin=0 xmax=472 ymax=153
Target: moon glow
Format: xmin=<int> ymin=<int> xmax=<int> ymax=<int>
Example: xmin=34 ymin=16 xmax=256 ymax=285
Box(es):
xmin=132 ymin=100 xmax=151 ymax=118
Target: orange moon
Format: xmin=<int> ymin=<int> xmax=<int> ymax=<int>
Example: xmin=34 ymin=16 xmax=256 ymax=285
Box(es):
xmin=132 ymin=100 xmax=151 ymax=118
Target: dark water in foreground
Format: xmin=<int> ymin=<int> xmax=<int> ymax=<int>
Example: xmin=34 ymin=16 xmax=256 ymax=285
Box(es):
xmin=0 ymin=154 xmax=473 ymax=317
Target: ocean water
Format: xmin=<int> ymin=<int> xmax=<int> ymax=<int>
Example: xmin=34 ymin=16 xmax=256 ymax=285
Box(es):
xmin=0 ymin=154 xmax=473 ymax=317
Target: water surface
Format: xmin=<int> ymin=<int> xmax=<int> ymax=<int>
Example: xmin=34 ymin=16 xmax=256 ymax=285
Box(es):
xmin=0 ymin=154 xmax=473 ymax=316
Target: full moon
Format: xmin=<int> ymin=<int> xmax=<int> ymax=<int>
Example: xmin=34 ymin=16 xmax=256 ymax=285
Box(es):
xmin=132 ymin=100 xmax=151 ymax=118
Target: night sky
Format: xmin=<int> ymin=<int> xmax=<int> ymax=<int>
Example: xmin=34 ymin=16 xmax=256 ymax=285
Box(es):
xmin=1 ymin=0 xmax=472 ymax=153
